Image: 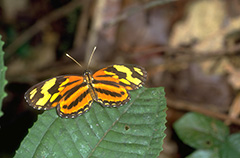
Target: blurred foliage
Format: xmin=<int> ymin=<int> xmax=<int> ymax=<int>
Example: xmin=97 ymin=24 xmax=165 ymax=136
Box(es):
xmin=174 ymin=112 xmax=240 ymax=158
xmin=0 ymin=35 xmax=7 ymax=117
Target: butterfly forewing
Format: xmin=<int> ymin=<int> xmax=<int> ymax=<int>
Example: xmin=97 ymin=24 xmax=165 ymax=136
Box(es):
xmin=25 ymin=76 xmax=70 ymax=110
xmin=93 ymin=64 xmax=147 ymax=90
xmin=92 ymin=64 xmax=147 ymax=107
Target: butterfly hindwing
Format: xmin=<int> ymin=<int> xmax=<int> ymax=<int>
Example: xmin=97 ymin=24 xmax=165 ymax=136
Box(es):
xmin=56 ymin=77 xmax=93 ymax=118
xmin=92 ymin=64 xmax=147 ymax=107
xmin=93 ymin=78 xmax=130 ymax=107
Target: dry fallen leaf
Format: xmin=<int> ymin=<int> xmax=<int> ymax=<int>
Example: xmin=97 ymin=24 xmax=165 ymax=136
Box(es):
xmin=225 ymin=62 xmax=240 ymax=89
xmin=169 ymin=0 xmax=226 ymax=52
xmin=169 ymin=0 xmax=240 ymax=75
xmin=226 ymin=92 xmax=240 ymax=124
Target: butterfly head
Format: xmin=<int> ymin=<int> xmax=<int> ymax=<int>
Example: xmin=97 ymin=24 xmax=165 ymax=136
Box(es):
xmin=83 ymin=70 xmax=91 ymax=76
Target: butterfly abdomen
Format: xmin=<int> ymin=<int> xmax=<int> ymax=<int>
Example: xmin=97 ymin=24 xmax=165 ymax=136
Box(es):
xmin=83 ymin=71 xmax=98 ymax=102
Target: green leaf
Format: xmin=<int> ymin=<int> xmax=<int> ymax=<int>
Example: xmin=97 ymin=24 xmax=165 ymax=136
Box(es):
xmin=173 ymin=112 xmax=229 ymax=149
xmin=15 ymin=87 xmax=167 ymax=158
xmin=219 ymin=133 xmax=240 ymax=158
xmin=0 ymin=35 xmax=7 ymax=117
xmin=187 ymin=149 xmax=219 ymax=158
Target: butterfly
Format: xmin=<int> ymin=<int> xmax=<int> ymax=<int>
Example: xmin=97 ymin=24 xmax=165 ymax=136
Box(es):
xmin=24 ymin=50 xmax=147 ymax=118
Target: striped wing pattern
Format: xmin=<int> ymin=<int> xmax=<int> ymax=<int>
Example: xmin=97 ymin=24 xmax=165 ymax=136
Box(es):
xmin=25 ymin=76 xmax=71 ymax=110
xmin=93 ymin=64 xmax=147 ymax=106
xmin=56 ymin=76 xmax=92 ymax=118
xmin=25 ymin=64 xmax=147 ymax=118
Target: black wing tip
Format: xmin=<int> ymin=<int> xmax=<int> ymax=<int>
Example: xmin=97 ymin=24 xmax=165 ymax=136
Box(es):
xmin=139 ymin=65 xmax=147 ymax=88
xmin=131 ymin=65 xmax=147 ymax=89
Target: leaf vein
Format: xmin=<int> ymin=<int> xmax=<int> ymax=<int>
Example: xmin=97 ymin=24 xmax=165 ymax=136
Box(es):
xmin=61 ymin=121 xmax=84 ymax=158
xmin=76 ymin=118 xmax=93 ymax=150
xmin=84 ymin=113 xmax=101 ymax=139
xmin=87 ymin=89 xmax=146 ymax=157
xmin=96 ymin=146 xmax=143 ymax=156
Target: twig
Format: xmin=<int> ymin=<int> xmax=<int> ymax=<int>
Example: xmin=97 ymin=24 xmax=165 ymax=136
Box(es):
xmin=83 ymin=0 xmax=176 ymax=63
xmin=136 ymin=44 xmax=240 ymax=77
xmin=9 ymin=43 xmax=240 ymax=82
xmin=5 ymin=0 xmax=176 ymax=60
xmin=73 ymin=0 xmax=91 ymax=49
xmin=103 ymin=0 xmax=177 ymax=29
xmin=132 ymin=43 xmax=240 ymax=58
xmin=167 ymin=98 xmax=240 ymax=126
xmin=84 ymin=0 xmax=107 ymax=64
xmin=5 ymin=0 xmax=83 ymax=59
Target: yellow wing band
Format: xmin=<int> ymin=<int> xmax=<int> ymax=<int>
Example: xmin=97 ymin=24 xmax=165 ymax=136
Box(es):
xmin=113 ymin=65 xmax=142 ymax=85
xmin=35 ymin=78 xmax=56 ymax=106
xmin=29 ymin=88 xmax=37 ymax=99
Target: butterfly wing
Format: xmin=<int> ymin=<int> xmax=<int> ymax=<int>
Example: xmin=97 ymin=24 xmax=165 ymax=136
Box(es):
xmin=25 ymin=76 xmax=93 ymax=118
xmin=25 ymin=76 xmax=70 ymax=110
xmin=92 ymin=64 xmax=147 ymax=107
xmin=25 ymin=65 xmax=147 ymax=117
xmin=56 ymin=76 xmax=93 ymax=118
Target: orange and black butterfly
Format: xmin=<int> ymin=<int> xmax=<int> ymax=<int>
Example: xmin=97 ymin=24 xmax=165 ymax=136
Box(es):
xmin=25 ymin=48 xmax=147 ymax=118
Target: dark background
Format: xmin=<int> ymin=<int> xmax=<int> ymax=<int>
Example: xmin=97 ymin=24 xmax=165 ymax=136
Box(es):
xmin=1 ymin=0 xmax=240 ymax=157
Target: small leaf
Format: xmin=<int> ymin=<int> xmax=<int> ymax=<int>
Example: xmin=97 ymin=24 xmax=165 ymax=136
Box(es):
xmin=219 ymin=133 xmax=240 ymax=158
xmin=0 ymin=35 xmax=8 ymax=117
xmin=174 ymin=112 xmax=229 ymax=149
xmin=187 ymin=149 xmax=219 ymax=158
xmin=15 ymin=87 xmax=167 ymax=158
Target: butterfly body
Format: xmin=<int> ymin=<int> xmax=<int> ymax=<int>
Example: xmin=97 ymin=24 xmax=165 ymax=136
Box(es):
xmin=83 ymin=70 xmax=98 ymax=102
xmin=25 ymin=64 xmax=147 ymax=118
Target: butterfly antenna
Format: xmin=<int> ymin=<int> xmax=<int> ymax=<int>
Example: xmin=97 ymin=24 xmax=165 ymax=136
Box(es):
xmin=66 ymin=53 xmax=82 ymax=68
xmin=87 ymin=46 xmax=96 ymax=69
